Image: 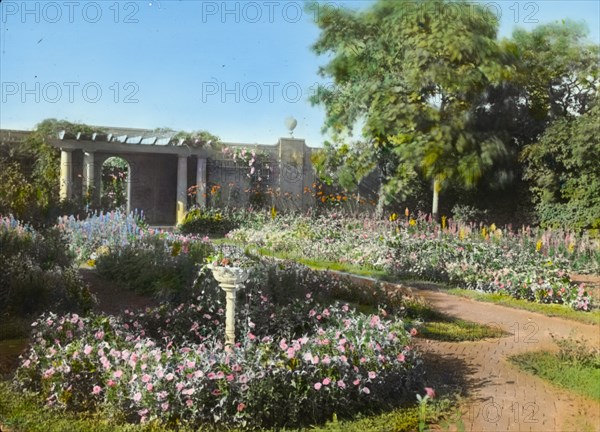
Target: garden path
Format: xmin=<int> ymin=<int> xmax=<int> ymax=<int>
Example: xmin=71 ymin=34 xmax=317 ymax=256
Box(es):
xmin=412 ymin=284 xmax=599 ymax=432
xmin=79 ymin=267 xmax=158 ymax=315
xmin=328 ymin=271 xmax=600 ymax=431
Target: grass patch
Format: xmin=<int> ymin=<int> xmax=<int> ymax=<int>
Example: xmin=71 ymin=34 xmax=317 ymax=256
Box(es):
xmin=509 ymin=351 xmax=600 ymax=401
xmin=402 ymin=301 xmax=507 ymax=342
xmin=0 ymin=381 xmax=450 ymax=432
xmin=446 ymin=288 xmax=600 ymax=326
xmin=418 ymin=319 xmax=506 ymax=342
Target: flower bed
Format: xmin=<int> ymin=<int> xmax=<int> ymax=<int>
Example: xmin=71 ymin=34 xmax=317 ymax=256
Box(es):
xmin=228 ymin=212 xmax=598 ymax=310
xmin=15 ymin=263 xmax=422 ymax=429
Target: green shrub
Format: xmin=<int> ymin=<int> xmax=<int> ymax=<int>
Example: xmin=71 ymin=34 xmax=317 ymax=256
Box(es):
xmin=95 ymin=237 xmax=213 ymax=302
xmin=179 ymin=207 xmax=238 ymax=235
xmin=0 ymin=217 xmax=94 ymax=318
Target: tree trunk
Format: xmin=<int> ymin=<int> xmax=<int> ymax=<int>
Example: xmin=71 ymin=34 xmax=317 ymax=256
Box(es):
xmin=431 ymin=178 xmax=440 ymax=220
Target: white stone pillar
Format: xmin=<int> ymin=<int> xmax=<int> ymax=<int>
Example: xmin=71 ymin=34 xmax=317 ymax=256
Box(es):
xmin=176 ymin=155 xmax=188 ymax=224
xmin=59 ymin=149 xmax=73 ymax=201
xmin=196 ymin=158 xmax=207 ymax=209
xmin=210 ymin=266 xmax=248 ymax=348
xmin=224 ymin=283 xmax=237 ymax=346
xmin=83 ymin=151 xmax=95 ymax=202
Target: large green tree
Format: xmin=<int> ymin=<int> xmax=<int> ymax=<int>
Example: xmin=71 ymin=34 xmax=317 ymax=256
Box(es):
xmin=521 ymin=98 xmax=600 ymax=230
xmin=310 ymin=0 xmax=510 ymax=217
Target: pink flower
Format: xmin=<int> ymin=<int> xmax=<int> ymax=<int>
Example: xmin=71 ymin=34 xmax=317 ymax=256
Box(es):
xmin=362 ymin=387 xmax=371 ymax=394
xmin=142 ymin=374 xmax=151 ymax=383
xmin=92 ymin=385 xmax=102 ymax=395
xmin=311 ymin=355 xmax=319 ymax=365
xmin=397 ymin=353 xmax=405 ymax=362
xmin=314 ymin=382 xmax=322 ymax=390
xmin=146 ymin=383 xmax=153 ymax=392
xmin=186 ymin=399 xmax=193 ymax=407
xmin=182 ymin=388 xmax=195 ymax=396
xmin=337 ymin=380 xmax=346 ymax=389
xmin=322 ymin=377 xmax=331 ymax=386
xmin=248 ymin=332 xmax=256 ymax=340
xmin=161 ymin=402 xmax=169 ymax=411
xmin=279 ymin=339 xmax=288 ymax=350
xmin=410 ymin=328 xmax=418 ymax=336
xmin=211 ymin=389 xmax=221 ymax=396
xmin=286 ymin=347 xmax=296 ymax=359
xmin=113 ymin=370 xmax=123 ymax=379
xmin=353 ymin=379 xmax=360 ymax=386
xmin=368 ymin=371 xmax=377 ymax=380
xmin=237 ymin=402 xmax=246 ymax=412
xmin=95 ymin=330 xmax=104 ymax=340
xmin=165 ymin=373 xmax=175 ymax=381
xmin=133 ymin=392 xmax=142 ymax=402
xmin=83 ymin=345 xmax=93 ymax=356
xmin=425 ymin=387 xmax=436 ymax=398
xmin=369 ymin=315 xmax=381 ymax=328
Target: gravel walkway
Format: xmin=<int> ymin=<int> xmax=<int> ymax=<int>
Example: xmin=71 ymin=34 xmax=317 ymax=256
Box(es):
xmin=410 ymin=283 xmax=599 ymax=432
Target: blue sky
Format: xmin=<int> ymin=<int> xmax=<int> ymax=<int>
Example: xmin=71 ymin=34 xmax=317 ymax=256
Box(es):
xmin=1 ymin=1 xmax=598 ymax=147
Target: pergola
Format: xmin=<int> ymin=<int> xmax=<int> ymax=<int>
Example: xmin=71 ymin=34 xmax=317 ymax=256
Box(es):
xmin=49 ymin=131 xmax=315 ymax=225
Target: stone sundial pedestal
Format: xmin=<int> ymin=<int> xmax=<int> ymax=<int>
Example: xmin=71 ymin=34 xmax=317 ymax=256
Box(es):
xmin=208 ymin=265 xmax=249 ymax=348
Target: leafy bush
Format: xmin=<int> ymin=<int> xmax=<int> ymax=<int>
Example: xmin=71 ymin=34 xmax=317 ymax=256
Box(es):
xmin=179 ymin=207 xmax=238 ymax=235
xmin=0 ymin=215 xmax=94 ymax=318
xmin=95 ymin=237 xmax=213 ymax=302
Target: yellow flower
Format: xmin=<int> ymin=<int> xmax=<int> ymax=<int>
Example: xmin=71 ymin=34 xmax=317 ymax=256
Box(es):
xmin=409 ymin=219 xmax=416 ymax=226
xmin=459 ymin=228 xmax=465 ymax=240
xmin=87 ymin=259 xmax=96 ymax=267
xmin=490 ymin=223 xmax=497 ymax=232
xmin=441 ymin=215 xmax=447 ymax=230
xmin=481 ymin=227 xmax=487 ymax=238
xmin=568 ymin=243 xmax=575 ymax=253
xmin=389 ymin=213 xmax=397 ymax=222
xmin=536 ymin=240 xmax=543 ymax=252
xmin=96 ymin=245 xmax=110 ymax=256
xmin=271 ymin=206 xmax=277 ymax=220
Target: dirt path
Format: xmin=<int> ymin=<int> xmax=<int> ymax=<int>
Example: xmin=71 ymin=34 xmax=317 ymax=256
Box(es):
xmin=326 ymin=269 xmax=600 ymax=430
xmin=410 ymin=284 xmax=600 ymax=432
xmin=79 ymin=267 xmax=157 ymax=315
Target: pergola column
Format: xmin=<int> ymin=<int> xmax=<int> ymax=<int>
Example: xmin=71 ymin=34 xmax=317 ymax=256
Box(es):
xmin=83 ymin=151 xmax=95 ymax=203
xmin=176 ymin=155 xmax=188 ymax=224
xmin=196 ymin=158 xmax=207 ymax=209
xmin=59 ymin=149 xmax=73 ymax=201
